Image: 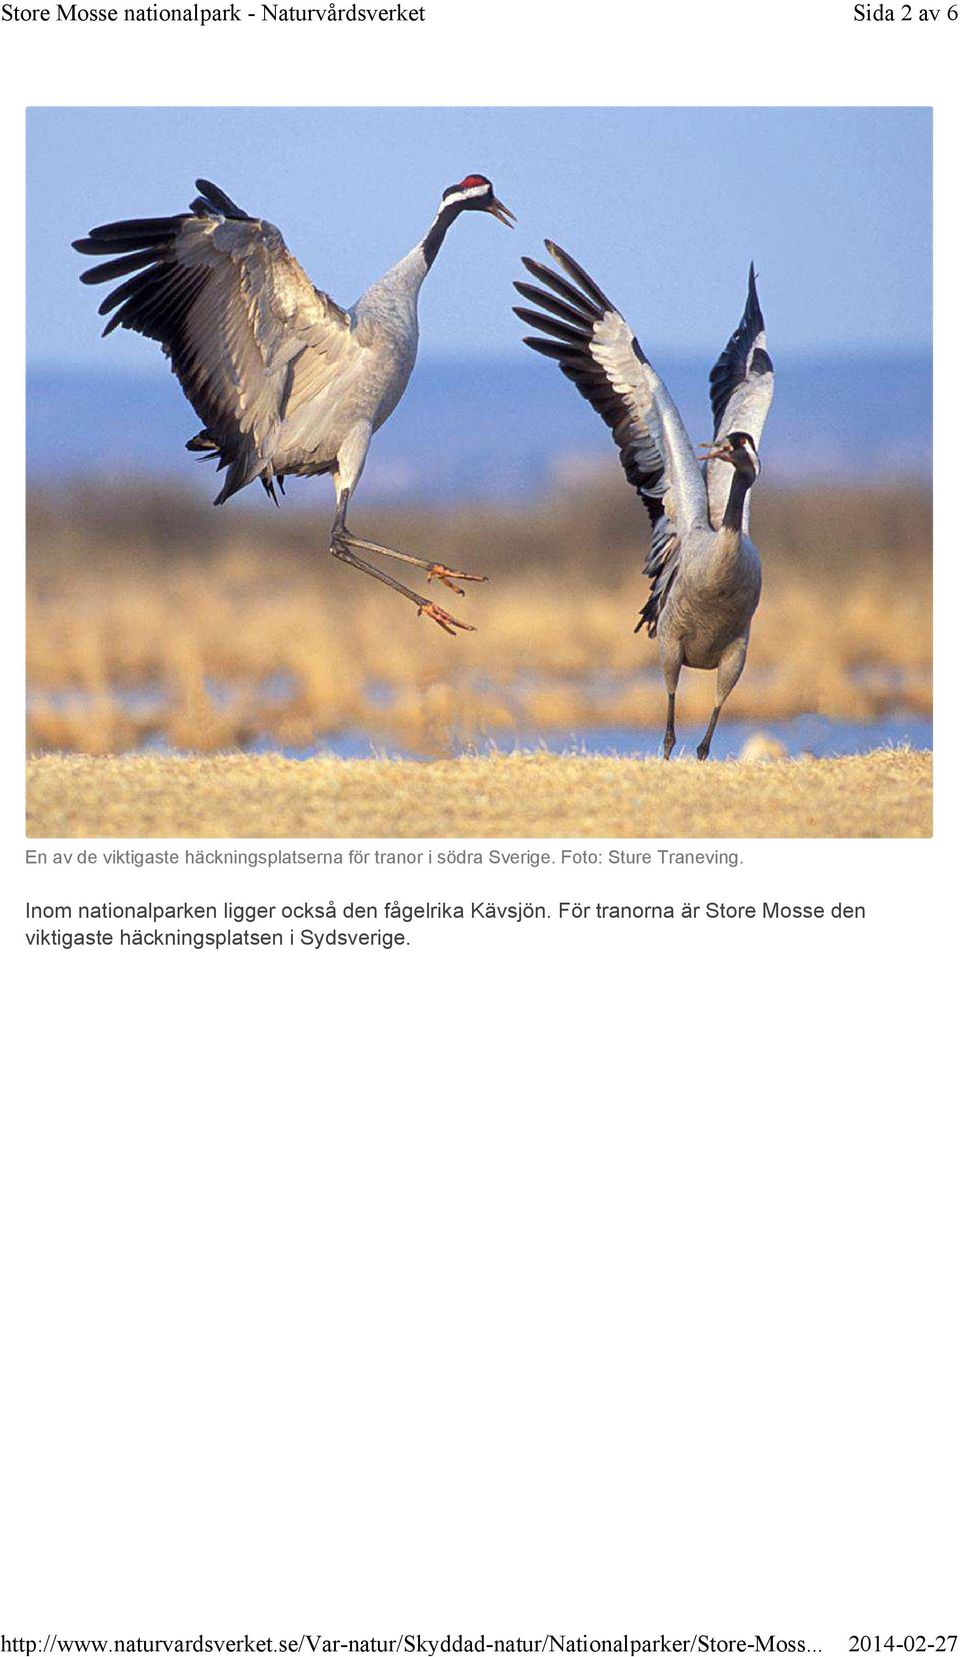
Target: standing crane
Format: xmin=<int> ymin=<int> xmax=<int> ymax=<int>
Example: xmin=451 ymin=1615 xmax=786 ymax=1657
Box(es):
xmin=515 ymin=243 xmax=774 ymax=757
xmin=74 ymin=174 xmax=515 ymax=636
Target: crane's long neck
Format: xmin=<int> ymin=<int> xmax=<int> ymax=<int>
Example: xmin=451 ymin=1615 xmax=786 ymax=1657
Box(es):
xmin=362 ymin=199 xmax=466 ymax=322
xmin=722 ymin=467 xmax=752 ymax=534
xmin=420 ymin=197 xmax=466 ymax=270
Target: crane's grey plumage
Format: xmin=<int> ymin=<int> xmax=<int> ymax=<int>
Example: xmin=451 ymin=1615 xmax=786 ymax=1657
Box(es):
xmin=74 ymin=174 xmax=515 ymax=635
xmin=515 ymin=243 xmax=774 ymax=758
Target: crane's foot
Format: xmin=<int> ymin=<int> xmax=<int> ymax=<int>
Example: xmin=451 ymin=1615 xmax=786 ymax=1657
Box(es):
xmin=339 ymin=529 xmax=488 ymax=595
xmin=331 ymin=535 xmax=476 ymax=637
xmin=417 ymin=600 xmax=476 ymax=637
xmin=426 ymin=562 xmax=489 ymax=596
xmin=696 ymin=744 xmax=710 ymax=762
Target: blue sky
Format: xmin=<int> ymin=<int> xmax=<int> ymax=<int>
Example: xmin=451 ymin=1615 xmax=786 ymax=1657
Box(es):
xmin=28 ymin=106 xmax=931 ymax=367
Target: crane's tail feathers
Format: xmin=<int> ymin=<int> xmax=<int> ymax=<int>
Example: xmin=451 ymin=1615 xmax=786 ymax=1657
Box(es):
xmin=185 ymin=428 xmax=262 ymax=503
xmin=214 ymin=453 xmax=264 ymax=505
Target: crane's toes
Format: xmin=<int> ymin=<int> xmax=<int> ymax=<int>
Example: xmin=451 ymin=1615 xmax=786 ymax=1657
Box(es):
xmin=426 ymin=562 xmax=489 ymax=595
xmin=417 ymin=600 xmax=475 ymax=637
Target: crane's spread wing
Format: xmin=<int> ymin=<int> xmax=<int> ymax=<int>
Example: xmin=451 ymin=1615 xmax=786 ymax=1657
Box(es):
xmin=74 ymin=178 xmax=357 ymax=503
xmin=514 ymin=241 xmax=708 ymax=636
xmin=706 ymin=264 xmax=774 ymax=533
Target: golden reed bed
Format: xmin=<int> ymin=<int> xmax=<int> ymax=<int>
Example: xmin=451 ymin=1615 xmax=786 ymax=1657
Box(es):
xmin=26 ymin=481 xmax=932 ymax=757
xmin=26 ymin=751 xmax=932 ymax=839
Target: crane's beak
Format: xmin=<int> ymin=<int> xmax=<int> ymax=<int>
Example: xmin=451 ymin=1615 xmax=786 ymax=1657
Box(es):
xmin=487 ymin=197 xmax=516 ymax=227
xmin=699 ymin=440 xmax=734 ymax=465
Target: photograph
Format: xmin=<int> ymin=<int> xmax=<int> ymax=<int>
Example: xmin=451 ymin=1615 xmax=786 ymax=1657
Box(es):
xmin=25 ymin=104 xmax=933 ymax=837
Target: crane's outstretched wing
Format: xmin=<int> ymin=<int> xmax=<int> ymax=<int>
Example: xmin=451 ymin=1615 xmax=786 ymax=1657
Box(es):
xmin=74 ymin=178 xmax=357 ymax=503
xmin=514 ymin=241 xmax=708 ymax=636
xmin=706 ymin=264 xmax=774 ymax=533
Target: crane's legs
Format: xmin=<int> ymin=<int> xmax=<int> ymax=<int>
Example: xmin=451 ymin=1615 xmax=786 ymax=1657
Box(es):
xmin=329 ymin=491 xmax=476 ymax=636
xmin=697 ymin=637 xmax=749 ymax=761
xmin=338 ymin=530 xmax=488 ymax=599
xmin=662 ymin=694 xmax=677 ymax=761
xmin=696 ymin=707 xmax=722 ymax=762
xmin=660 ymin=652 xmax=681 ymax=760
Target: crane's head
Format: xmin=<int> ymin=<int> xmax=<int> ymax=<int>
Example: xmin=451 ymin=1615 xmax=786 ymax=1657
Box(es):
xmin=441 ymin=175 xmax=516 ymax=226
xmin=699 ymin=430 xmax=761 ymax=482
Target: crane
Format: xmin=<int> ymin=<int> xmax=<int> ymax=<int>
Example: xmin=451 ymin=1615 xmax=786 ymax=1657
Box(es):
xmin=74 ymin=174 xmax=515 ymax=636
xmin=515 ymin=243 xmax=774 ymax=757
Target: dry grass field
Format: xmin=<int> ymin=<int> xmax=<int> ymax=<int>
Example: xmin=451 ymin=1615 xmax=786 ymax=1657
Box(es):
xmin=27 ymin=480 xmax=932 ymax=758
xmin=25 ymin=478 xmax=932 ymax=838
xmin=26 ymin=750 xmax=932 ymax=839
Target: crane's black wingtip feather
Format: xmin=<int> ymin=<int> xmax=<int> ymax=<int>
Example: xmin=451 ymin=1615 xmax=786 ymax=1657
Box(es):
xmin=194 ymin=177 xmax=227 ymax=202
xmin=746 ymin=262 xmax=763 ymax=321
xmin=521 ymin=336 xmax=577 ymax=364
xmin=194 ymin=177 xmax=248 ymax=220
xmin=542 ymin=239 xmax=613 ymax=312
xmin=543 ymin=238 xmax=577 ymax=271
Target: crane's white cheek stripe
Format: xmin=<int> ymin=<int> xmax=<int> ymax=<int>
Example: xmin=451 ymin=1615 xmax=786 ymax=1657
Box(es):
xmin=442 ymin=185 xmax=490 ymax=208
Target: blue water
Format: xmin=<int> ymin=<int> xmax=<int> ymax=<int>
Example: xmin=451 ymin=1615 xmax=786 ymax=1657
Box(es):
xmin=244 ymin=714 xmax=931 ymax=763
xmin=26 ymin=354 xmax=931 ymax=502
xmin=30 ymin=674 xmax=931 ymax=761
